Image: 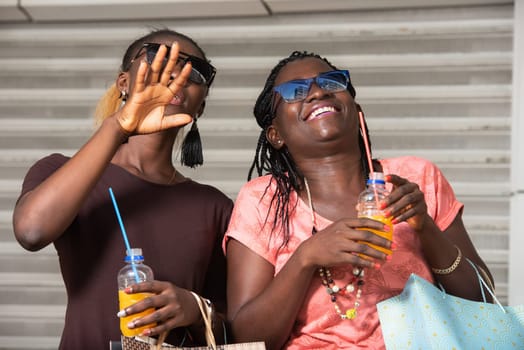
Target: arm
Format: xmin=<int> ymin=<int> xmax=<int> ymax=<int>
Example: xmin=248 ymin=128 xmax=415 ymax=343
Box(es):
xmin=417 ymin=213 xmax=494 ymax=301
xmin=385 ymin=174 xmax=494 ymax=301
xmin=13 ymin=42 xmax=193 ymax=251
xmin=226 ymin=219 xmax=391 ymax=350
xmin=226 ymin=238 xmax=315 ymax=350
xmin=13 ymin=117 xmax=128 ymax=251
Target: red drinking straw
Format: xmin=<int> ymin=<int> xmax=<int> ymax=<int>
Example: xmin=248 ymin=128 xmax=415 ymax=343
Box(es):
xmin=358 ymin=111 xmax=382 ymax=208
xmin=358 ymin=111 xmax=375 ymax=177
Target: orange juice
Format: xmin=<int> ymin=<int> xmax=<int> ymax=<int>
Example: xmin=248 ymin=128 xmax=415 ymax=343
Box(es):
xmin=118 ymin=290 xmax=157 ymax=336
xmin=357 ymin=214 xmax=393 ymax=256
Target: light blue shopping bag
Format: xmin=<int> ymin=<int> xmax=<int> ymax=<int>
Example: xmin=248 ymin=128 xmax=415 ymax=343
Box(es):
xmin=377 ymin=260 xmax=524 ymax=349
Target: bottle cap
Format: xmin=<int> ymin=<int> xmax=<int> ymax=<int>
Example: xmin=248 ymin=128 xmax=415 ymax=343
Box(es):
xmin=367 ymin=172 xmax=385 ymax=185
xmin=125 ymin=248 xmax=144 ymax=262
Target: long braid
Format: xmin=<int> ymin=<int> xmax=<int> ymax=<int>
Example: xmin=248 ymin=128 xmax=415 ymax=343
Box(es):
xmin=251 ymin=51 xmax=371 ymax=248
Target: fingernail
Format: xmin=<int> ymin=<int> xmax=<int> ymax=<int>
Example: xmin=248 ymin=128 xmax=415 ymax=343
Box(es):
xmin=124 ymin=287 xmax=132 ymax=294
xmin=391 ymin=242 xmax=397 ymax=250
xmin=374 ymin=263 xmax=381 ymax=270
xmin=127 ymin=321 xmax=135 ymax=329
xmin=391 ymin=218 xmax=399 ymax=224
xmin=384 ymin=210 xmax=391 ymax=217
xmin=386 ymin=254 xmax=393 ymax=261
xmin=379 ymin=202 xmax=387 ymax=210
xmin=383 ymin=224 xmax=390 ymax=231
xmin=141 ymin=329 xmax=152 ymax=336
xmin=117 ymin=309 xmax=127 ymax=318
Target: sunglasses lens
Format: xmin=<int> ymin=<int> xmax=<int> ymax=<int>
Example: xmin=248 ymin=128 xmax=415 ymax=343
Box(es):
xmin=187 ymin=68 xmax=206 ymax=85
xmin=275 ymin=81 xmax=311 ymax=103
xmin=145 ymin=44 xmax=165 ymax=65
xmin=317 ymin=71 xmax=348 ymax=92
xmin=185 ymin=56 xmax=215 ymax=85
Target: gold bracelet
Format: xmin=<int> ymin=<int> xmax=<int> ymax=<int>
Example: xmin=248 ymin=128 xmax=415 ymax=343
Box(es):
xmin=431 ymin=245 xmax=462 ymax=275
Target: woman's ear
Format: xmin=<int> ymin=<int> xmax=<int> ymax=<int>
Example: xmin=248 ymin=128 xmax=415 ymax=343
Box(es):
xmin=116 ymin=72 xmax=129 ymax=95
xmin=266 ymin=125 xmax=284 ymax=149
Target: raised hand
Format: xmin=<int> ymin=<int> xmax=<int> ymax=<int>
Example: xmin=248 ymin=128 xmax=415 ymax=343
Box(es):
xmin=383 ymin=174 xmax=429 ymax=231
xmin=117 ymin=41 xmax=194 ymax=135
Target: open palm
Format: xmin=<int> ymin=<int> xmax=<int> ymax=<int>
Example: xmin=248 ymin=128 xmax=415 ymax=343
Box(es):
xmin=117 ymin=42 xmax=194 ymax=134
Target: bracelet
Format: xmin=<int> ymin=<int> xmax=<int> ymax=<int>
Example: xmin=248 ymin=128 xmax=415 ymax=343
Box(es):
xmin=431 ymin=245 xmax=462 ymax=275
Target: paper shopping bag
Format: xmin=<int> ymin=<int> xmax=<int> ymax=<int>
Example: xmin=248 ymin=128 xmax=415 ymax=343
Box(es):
xmin=377 ymin=269 xmax=524 ymax=349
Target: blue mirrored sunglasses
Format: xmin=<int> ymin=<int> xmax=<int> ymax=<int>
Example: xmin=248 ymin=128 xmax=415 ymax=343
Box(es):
xmin=273 ymin=70 xmax=350 ymax=103
xmin=134 ymin=43 xmax=216 ymax=86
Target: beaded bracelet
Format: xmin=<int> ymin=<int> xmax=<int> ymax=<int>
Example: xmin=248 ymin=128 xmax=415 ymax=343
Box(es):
xmin=431 ymin=245 xmax=462 ymax=275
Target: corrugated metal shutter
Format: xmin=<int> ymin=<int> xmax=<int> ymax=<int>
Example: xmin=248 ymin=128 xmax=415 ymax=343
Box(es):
xmin=0 ymin=1 xmax=513 ymax=348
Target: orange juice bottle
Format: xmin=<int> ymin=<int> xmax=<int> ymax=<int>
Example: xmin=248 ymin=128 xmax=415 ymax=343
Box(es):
xmin=356 ymin=173 xmax=393 ymax=256
xmin=117 ymin=248 xmax=157 ymax=336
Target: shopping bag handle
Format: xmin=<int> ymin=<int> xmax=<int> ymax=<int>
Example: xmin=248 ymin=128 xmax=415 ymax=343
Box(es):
xmin=191 ymin=291 xmax=217 ymax=350
xmin=436 ymin=257 xmax=504 ymax=312
xmin=465 ymin=258 xmax=505 ymax=312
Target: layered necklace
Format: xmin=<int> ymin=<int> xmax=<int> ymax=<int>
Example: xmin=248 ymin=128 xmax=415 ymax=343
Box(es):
xmin=304 ymin=178 xmax=365 ymax=320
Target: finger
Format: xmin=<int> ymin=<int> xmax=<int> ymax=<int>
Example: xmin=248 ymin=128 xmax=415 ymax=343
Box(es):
xmin=344 ymin=217 xmax=388 ymax=232
xmin=383 ymin=181 xmax=419 ymax=209
xmin=124 ymin=281 xmax=157 ymax=294
xmin=133 ymin=60 xmax=148 ymax=94
xmin=129 ymin=298 xmax=188 ymax=335
xmin=349 ymin=229 xmax=392 ymax=253
xmin=140 ymin=322 xmax=170 ymax=337
xmin=149 ymin=44 xmax=168 ymax=83
xmin=128 ymin=307 xmax=163 ymax=330
xmin=386 ymin=189 xmax=424 ymax=217
xmin=385 ymin=174 xmax=408 ymax=186
xmin=117 ymin=292 xmax=157 ymax=320
xmin=140 ymin=312 xmax=186 ymax=336
xmin=160 ymin=41 xmax=180 ymax=86
xmin=343 ymin=240 xmax=387 ymax=264
xmin=161 ymin=113 xmax=193 ymax=130
xmin=391 ymin=201 xmax=424 ymax=223
xmin=167 ymin=61 xmax=192 ymax=96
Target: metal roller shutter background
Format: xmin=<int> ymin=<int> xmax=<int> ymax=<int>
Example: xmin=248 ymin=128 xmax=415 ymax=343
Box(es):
xmin=0 ymin=1 xmax=517 ymax=348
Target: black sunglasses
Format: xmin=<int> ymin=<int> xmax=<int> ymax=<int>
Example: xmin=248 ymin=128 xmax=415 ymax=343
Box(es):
xmin=133 ymin=43 xmax=216 ymax=86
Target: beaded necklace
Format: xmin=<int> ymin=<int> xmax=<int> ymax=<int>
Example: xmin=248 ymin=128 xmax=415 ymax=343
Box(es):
xmin=304 ymin=178 xmax=364 ymax=320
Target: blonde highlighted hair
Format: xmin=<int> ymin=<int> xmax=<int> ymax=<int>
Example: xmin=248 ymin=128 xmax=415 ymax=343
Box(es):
xmin=94 ymin=82 xmax=122 ymax=127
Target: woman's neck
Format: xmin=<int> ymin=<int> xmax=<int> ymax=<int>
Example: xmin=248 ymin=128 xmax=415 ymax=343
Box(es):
xmin=297 ymin=154 xmax=367 ymax=221
xmin=112 ymin=132 xmax=180 ymax=183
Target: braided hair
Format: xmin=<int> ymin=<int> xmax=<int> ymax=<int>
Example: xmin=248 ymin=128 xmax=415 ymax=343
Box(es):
xmin=249 ymin=51 xmax=373 ymax=248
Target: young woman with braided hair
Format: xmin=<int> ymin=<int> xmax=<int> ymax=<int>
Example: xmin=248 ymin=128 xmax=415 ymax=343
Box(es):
xmin=224 ymin=51 xmax=492 ymax=349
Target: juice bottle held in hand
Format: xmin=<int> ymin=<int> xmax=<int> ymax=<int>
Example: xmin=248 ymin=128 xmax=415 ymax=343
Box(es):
xmin=117 ymin=248 xmax=157 ymax=336
xmin=357 ymin=173 xmax=393 ymax=256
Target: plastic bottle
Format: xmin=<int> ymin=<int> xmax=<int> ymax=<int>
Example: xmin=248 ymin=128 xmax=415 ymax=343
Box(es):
xmin=356 ymin=172 xmax=394 ymax=255
xmin=117 ymin=248 xmax=157 ymax=336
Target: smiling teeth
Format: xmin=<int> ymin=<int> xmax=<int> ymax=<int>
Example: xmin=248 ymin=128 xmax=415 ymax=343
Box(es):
xmin=309 ymin=106 xmax=336 ymax=119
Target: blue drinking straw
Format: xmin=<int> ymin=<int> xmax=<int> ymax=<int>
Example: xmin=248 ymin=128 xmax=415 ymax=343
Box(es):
xmin=109 ymin=187 xmax=139 ymax=283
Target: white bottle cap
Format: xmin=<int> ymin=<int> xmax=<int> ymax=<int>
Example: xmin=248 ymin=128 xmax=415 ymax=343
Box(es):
xmin=126 ymin=248 xmax=142 ymax=257
xmin=369 ymin=172 xmax=384 ymax=181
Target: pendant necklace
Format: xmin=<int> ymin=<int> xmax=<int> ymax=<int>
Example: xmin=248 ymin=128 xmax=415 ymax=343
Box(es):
xmin=304 ymin=177 xmax=365 ymax=320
